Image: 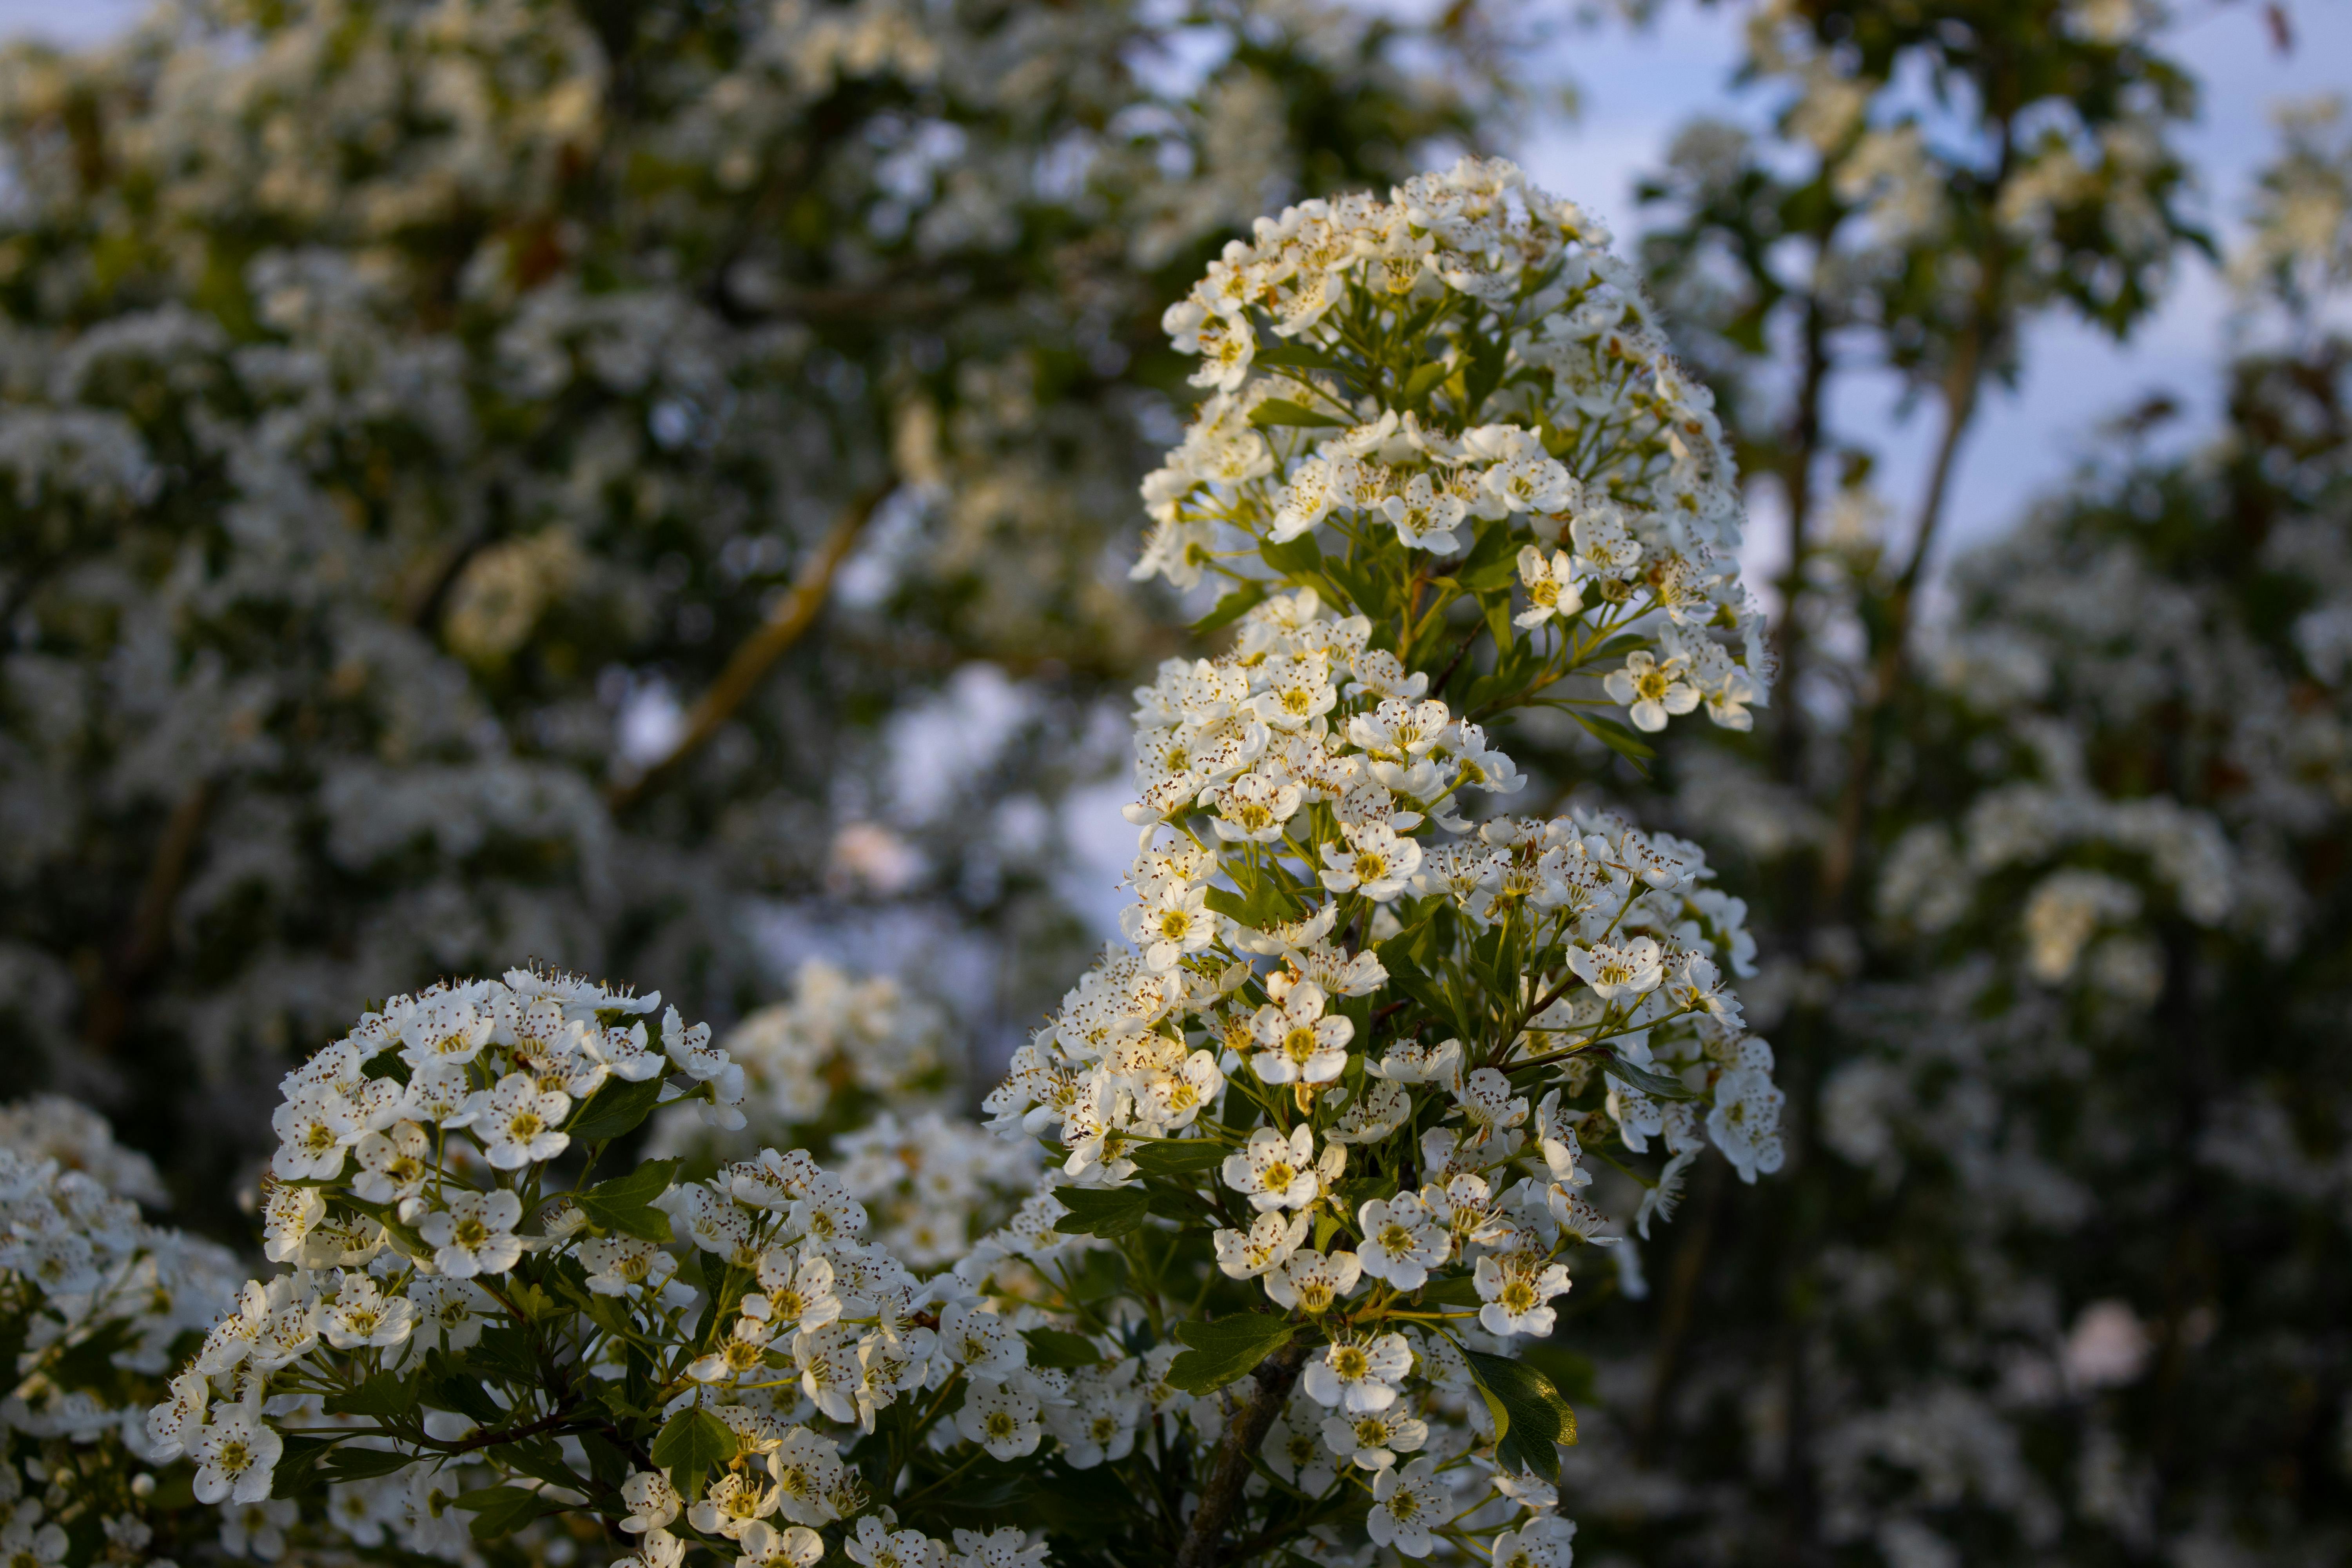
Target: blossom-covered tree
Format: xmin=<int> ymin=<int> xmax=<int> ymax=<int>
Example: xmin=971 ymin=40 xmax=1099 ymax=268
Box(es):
xmin=1535 ymin=7 xmax=2352 ymax=1563
xmin=0 ymin=0 xmax=1503 ymax=1225
xmin=147 ymin=154 xmax=1786 ymax=1568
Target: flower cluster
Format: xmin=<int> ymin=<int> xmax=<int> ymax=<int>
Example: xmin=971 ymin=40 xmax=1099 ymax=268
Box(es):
xmin=0 ymin=1099 xmax=244 ymax=1567
xmin=1136 ymin=157 xmax=1770 ymax=736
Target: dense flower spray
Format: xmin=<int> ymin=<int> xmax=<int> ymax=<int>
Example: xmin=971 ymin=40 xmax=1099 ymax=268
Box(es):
xmin=155 ymin=158 xmax=1781 ymax=1568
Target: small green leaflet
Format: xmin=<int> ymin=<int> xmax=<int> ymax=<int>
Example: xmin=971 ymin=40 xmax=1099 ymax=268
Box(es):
xmin=1414 ymin=1274 xmax=1482 ymax=1309
xmin=1399 ymin=360 xmax=1450 ymax=407
xmin=455 ymin=1485 xmax=561 ymax=1540
xmin=1191 ymin=580 xmax=1267 ymax=635
xmin=1203 ymin=877 xmax=1295 ymax=931
xmin=268 ymin=1435 xmax=339 ymax=1499
xmin=322 ymin=1370 xmax=416 ymax=1419
xmin=650 ymin=1407 xmax=738 ymax=1494
xmin=566 ymin=1075 xmax=668 ymax=1142
xmin=1602 ymin=1054 xmax=1698 ymax=1102
xmin=1252 ymin=342 xmax=1341 ymax=372
xmin=319 ymin=1445 xmax=423 ymax=1483
xmin=1127 ymin=1139 xmax=1228 ymax=1177
xmin=1165 ymin=1312 xmax=1297 ymax=1395
xmin=1247 ymin=398 xmax=1348 ymax=429
xmin=1571 ymin=710 xmax=1656 ymax=768
xmin=1022 ymin=1327 xmax=1103 ymax=1369
xmin=1050 ymin=1185 xmax=1149 ymax=1239
xmin=1461 ymin=1348 xmax=1579 ymax=1483
xmin=572 ymin=1158 xmax=679 ymax=1241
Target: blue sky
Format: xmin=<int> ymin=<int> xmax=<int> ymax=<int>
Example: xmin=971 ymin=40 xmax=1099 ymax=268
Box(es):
xmin=1505 ymin=0 xmax=2352 ymax=585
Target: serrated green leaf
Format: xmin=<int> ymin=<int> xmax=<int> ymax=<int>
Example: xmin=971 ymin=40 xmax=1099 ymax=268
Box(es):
xmin=1248 ymin=397 xmax=1348 ymax=429
xmin=323 ymin=1370 xmax=416 ymax=1419
xmin=1602 ymin=1055 xmax=1698 ymax=1101
xmin=1022 ymin=1327 xmax=1103 ymax=1369
xmin=1191 ymin=580 xmax=1268 ymax=635
xmin=573 ymin=1157 xmax=677 ymax=1241
xmin=472 ymin=1324 xmax=539 ymax=1383
xmin=1571 ymin=709 xmax=1657 ymax=768
xmin=650 ymin=1408 xmax=738 ymax=1499
xmin=455 ymin=1484 xmax=559 ymax=1539
xmin=588 ymin=1159 xmax=678 ymax=1209
xmin=268 ymin=1434 xmax=339 ymax=1499
xmin=1483 ymin=590 xmax=1518 ymax=653
xmin=495 ymin=1437 xmax=582 ymax=1494
xmin=1461 ymin=1348 xmax=1578 ymax=1482
xmin=1259 ymin=531 xmax=1322 ymax=578
xmin=566 ymin=1075 xmax=668 ymax=1142
xmin=1254 ymin=342 xmax=1340 ymax=372
xmin=1399 ymin=360 xmax=1450 ymax=407
xmin=320 ymin=1445 xmax=424 ymax=1483
xmin=1415 ymin=1274 xmax=1483 ymax=1309
xmin=1455 ymin=519 xmax=1519 ymax=591
xmin=1051 ymin=1185 xmax=1149 ymax=1238
xmin=1167 ymin=1312 xmax=1297 ymax=1395
xmin=1127 ymin=1139 xmax=1228 ymax=1176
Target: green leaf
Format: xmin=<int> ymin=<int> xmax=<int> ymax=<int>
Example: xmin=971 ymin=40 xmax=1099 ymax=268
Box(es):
xmin=1258 ymin=531 xmax=1322 ymax=578
xmin=320 ymin=1445 xmax=424 ymax=1483
xmin=472 ymin=1324 xmax=540 ymax=1383
xmin=269 ymin=1434 xmax=340 ymax=1499
xmin=1416 ymin=1274 xmax=1483 ymax=1309
xmin=1514 ymin=1342 xmax=1597 ymax=1405
xmin=1570 ymin=709 xmax=1657 ymax=768
xmin=1602 ymin=1055 xmax=1698 ymax=1102
xmin=1128 ymin=1139 xmax=1229 ymax=1176
xmin=1254 ymin=342 xmax=1340 ymax=372
xmin=588 ymin=1159 xmax=678 ymax=1209
xmin=649 ymin=1407 xmax=738 ymax=1479
xmin=420 ymin=1350 xmax=505 ymax=1425
xmin=455 ymin=1485 xmax=560 ymax=1539
xmin=1461 ymin=1348 xmax=1579 ymax=1483
xmin=1482 ymin=590 xmax=1518 ymax=654
xmin=1051 ymin=1185 xmax=1150 ymax=1239
xmin=323 ymin=1371 xmax=417 ymax=1419
xmin=566 ymin=1075 xmax=668 ymax=1142
xmin=1248 ymin=397 xmax=1348 ymax=429
xmin=1455 ymin=519 xmax=1520 ymax=592
xmin=1399 ymin=360 xmax=1450 ymax=408
xmin=495 ymin=1437 xmax=582 ymax=1494
xmin=1191 ymin=580 xmax=1267 ymax=636
xmin=1022 ymin=1328 xmax=1103 ymax=1369
xmin=1463 ymin=332 xmax=1509 ymax=415
xmin=573 ymin=1158 xmax=679 ymax=1241
xmin=1166 ymin=1312 xmax=1297 ymax=1395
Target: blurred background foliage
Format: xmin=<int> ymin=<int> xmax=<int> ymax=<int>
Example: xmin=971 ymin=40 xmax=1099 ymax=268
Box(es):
xmin=0 ymin=0 xmax=2348 ymax=1562
xmin=0 ymin=0 xmax=1508 ymax=1225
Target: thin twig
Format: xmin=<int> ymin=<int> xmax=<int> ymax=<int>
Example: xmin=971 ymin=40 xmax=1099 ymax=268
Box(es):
xmin=608 ymin=485 xmax=889 ymax=813
xmin=83 ymin=778 xmax=214 ymax=1057
xmin=1173 ymin=1339 xmax=1310 ymax=1568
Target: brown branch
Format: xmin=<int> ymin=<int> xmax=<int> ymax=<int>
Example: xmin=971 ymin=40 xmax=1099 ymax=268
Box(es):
xmin=82 ymin=779 xmax=214 ymax=1058
xmin=606 ymin=485 xmax=889 ymax=813
xmin=1173 ymin=1338 xmax=1310 ymax=1568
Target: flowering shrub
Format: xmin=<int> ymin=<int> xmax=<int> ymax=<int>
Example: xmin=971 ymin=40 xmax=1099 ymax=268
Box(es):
xmin=151 ymin=158 xmax=1779 ymax=1568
